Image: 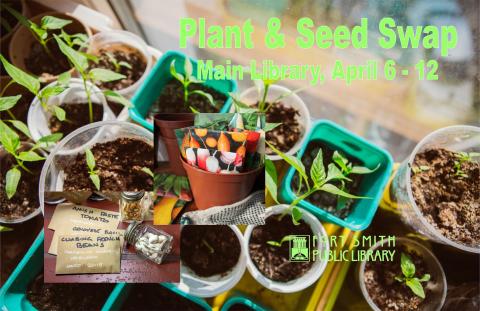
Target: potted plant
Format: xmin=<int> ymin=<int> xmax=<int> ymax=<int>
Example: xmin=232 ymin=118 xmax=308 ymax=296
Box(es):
xmin=234 ymin=80 xmax=311 ymax=161
xmin=392 ymin=125 xmax=480 ymax=253
xmin=0 ymin=0 xmax=29 ymax=54
xmin=277 ymin=120 xmax=393 ymax=231
xmin=244 ymin=205 xmax=329 ymax=293
xmin=179 ymin=225 xmax=246 ymax=297
xmin=129 ymin=50 xmax=237 ymax=131
xmin=8 ymin=11 xmax=91 ymax=82
xmin=358 ymin=237 xmax=447 ymax=311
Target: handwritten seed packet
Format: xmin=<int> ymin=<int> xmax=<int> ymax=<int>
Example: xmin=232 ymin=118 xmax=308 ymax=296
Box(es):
xmin=49 ymin=203 xmax=120 ymax=230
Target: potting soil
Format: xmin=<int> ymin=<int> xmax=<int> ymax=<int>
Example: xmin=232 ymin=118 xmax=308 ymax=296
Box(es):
xmin=263 ymin=101 xmax=301 ymax=154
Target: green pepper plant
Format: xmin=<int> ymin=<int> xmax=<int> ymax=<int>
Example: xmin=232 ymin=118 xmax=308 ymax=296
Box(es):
xmin=395 ymin=252 xmax=431 ymax=299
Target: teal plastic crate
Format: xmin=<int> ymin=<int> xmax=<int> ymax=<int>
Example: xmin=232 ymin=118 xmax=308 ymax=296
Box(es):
xmin=129 ymin=50 xmax=238 ymax=131
xmin=280 ymin=120 xmax=393 ymax=231
xmin=104 ymin=282 xmax=212 ymax=310
xmin=221 ymin=295 xmax=269 ymax=311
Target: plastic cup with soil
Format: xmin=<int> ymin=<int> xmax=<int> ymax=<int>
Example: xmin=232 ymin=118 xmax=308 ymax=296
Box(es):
xmin=244 ymin=205 xmax=329 ymax=293
xmin=179 ymin=225 xmax=246 ymax=297
xmin=27 ymin=78 xmax=115 ymax=144
xmin=238 ymin=85 xmax=311 ymax=161
xmin=8 ymin=11 xmax=91 ymax=83
xmin=0 ymin=142 xmax=46 ymax=224
xmin=85 ymin=30 xmax=152 ymax=116
xmin=359 ymin=237 xmax=447 ymax=311
xmin=392 ymin=125 xmax=480 ymax=253
xmin=0 ymin=0 xmax=29 ymax=54
xmin=39 ymin=121 xmax=154 ymax=205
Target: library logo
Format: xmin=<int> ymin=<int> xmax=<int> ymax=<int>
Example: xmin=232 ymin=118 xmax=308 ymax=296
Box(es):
xmin=289 ymin=235 xmax=310 ymax=262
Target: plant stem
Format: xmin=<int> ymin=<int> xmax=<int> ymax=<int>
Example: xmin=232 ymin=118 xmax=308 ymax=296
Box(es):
xmin=259 ymin=83 xmax=270 ymax=111
xmin=6 ymin=110 xmax=16 ymax=120
xmin=184 ymin=83 xmax=189 ymax=106
xmin=83 ymin=76 xmax=93 ymax=123
xmin=0 ymin=79 xmax=15 ymax=97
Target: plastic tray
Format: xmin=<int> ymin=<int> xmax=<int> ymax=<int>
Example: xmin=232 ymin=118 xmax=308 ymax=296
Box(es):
xmin=220 ymin=294 xmax=269 ymax=311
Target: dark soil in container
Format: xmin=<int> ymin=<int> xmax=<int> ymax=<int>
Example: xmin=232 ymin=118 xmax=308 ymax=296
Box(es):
xmin=229 ymin=304 xmax=254 ymax=311
xmin=61 ymin=137 xmax=154 ymax=191
xmin=90 ymin=44 xmax=146 ymax=91
xmin=364 ymin=245 xmax=433 ymax=311
xmin=48 ymin=102 xmax=103 ymax=137
xmin=25 ymin=40 xmax=70 ymax=79
xmin=0 ymin=1 xmax=21 ymax=37
xmin=0 ymin=150 xmax=43 ymax=221
xmin=411 ymin=148 xmax=479 ymax=246
xmin=107 ymin=99 xmax=124 ymax=117
xmin=153 ymin=79 xmax=226 ymax=113
xmin=261 ymin=102 xmax=300 ymax=154
xmin=292 ymin=140 xmax=363 ymax=219
xmin=120 ymin=284 xmax=204 ymax=311
xmin=181 ymin=225 xmax=240 ymax=277
xmin=249 ymin=214 xmax=314 ymax=282
xmin=26 ymin=272 xmax=114 ymax=311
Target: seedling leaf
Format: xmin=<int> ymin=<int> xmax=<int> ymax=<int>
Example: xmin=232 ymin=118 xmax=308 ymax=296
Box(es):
xmin=6 ymin=167 xmax=21 ymax=199
xmin=0 ymin=95 xmax=21 ymax=111
xmin=265 ymin=159 xmax=278 ymax=203
xmin=191 ymin=90 xmax=215 ymax=107
xmin=89 ymin=174 xmax=101 ymax=191
xmin=89 ymin=68 xmax=125 ymax=82
xmin=291 ymin=206 xmax=303 ymax=225
xmin=103 ymin=90 xmax=132 ymax=108
xmin=0 ymin=54 xmax=40 ymax=94
xmin=350 ymin=164 xmax=380 ymax=174
xmin=400 ymin=253 xmax=415 ymax=278
xmin=85 ymin=148 xmax=96 ymax=171
xmin=141 ymin=167 xmax=154 ymax=178
xmin=41 ymin=16 xmax=72 ymax=30
xmin=17 ymin=151 xmax=44 ymax=162
xmin=406 ymin=278 xmax=425 ymax=299
xmin=53 ymin=105 xmax=66 ymax=121
xmin=8 ymin=120 xmax=32 ymax=139
xmin=310 ymin=149 xmax=325 ymax=186
xmin=319 ymin=183 xmax=366 ymax=199
xmin=54 ymin=35 xmax=88 ymax=72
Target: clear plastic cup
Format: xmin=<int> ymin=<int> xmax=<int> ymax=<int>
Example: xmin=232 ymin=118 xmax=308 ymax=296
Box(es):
xmin=392 ymin=125 xmax=480 ymax=253
xmin=358 ymin=237 xmax=447 ymax=311
xmin=39 ymin=121 xmax=153 ymax=213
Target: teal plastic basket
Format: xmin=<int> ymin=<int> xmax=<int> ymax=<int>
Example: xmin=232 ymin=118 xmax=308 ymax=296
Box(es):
xmin=221 ymin=295 xmax=269 ymax=311
xmin=280 ymin=120 xmax=393 ymax=231
xmin=129 ymin=50 xmax=237 ymax=132
xmin=104 ymin=282 xmax=212 ymax=310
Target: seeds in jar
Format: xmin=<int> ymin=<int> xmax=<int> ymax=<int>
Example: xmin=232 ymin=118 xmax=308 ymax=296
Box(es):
xmin=135 ymin=232 xmax=169 ymax=264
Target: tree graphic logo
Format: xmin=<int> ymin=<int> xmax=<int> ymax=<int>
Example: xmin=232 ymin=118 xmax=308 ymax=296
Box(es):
xmin=289 ymin=235 xmax=310 ymax=262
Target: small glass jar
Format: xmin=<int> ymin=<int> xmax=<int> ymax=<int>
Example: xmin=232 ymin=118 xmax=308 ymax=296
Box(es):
xmin=120 ymin=191 xmax=148 ymax=222
xmin=125 ymin=222 xmax=173 ymax=264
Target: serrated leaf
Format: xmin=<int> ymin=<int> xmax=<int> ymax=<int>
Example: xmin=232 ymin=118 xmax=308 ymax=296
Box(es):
xmin=89 ymin=174 xmax=100 ymax=190
xmin=85 ymin=148 xmax=96 ymax=171
xmin=89 ymin=68 xmax=125 ymax=82
xmin=406 ymin=278 xmax=425 ymax=299
xmin=41 ymin=16 xmax=72 ymax=30
xmin=17 ymin=150 xmax=44 ymax=161
xmin=53 ymin=105 xmax=66 ymax=121
xmin=191 ymin=90 xmax=215 ymax=107
xmin=265 ymin=159 xmax=278 ymax=203
xmin=8 ymin=120 xmax=32 ymax=139
xmin=350 ymin=164 xmax=380 ymax=175
xmin=310 ymin=149 xmax=325 ymax=186
xmin=0 ymin=54 xmax=40 ymax=94
xmin=5 ymin=167 xmax=21 ymax=199
xmin=401 ymin=253 xmax=415 ymax=278
xmin=54 ymin=35 xmax=88 ymax=72
xmin=319 ymin=183 xmax=366 ymax=199
xmin=103 ymin=90 xmax=132 ymax=108
xmin=0 ymin=95 xmax=21 ymax=111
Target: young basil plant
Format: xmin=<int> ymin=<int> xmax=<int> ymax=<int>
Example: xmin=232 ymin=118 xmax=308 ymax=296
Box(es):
xmin=395 ymin=252 xmax=431 ymax=299
xmin=170 ymin=57 xmax=216 ymax=111
xmin=267 ymin=235 xmax=295 ymax=247
xmin=85 ymin=148 xmax=100 ymax=191
xmin=105 ymin=52 xmax=132 ymax=72
xmin=453 ymin=151 xmax=480 ymax=178
xmin=0 ymin=121 xmax=62 ymax=198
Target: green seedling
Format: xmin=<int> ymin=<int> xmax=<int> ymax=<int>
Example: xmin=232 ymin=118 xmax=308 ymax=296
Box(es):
xmin=453 ymin=152 xmax=480 ymax=178
xmin=411 ymin=165 xmax=430 ymax=174
xmin=395 ymin=252 xmax=431 ymax=299
xmin=267 ymin=235 xmax=295 ymax=247
xmin=202 ymin=239 xmax=215 ymax=254
xmin=58 ymin=29 xmax=88 ymax=49
xmin=0 ymin=225 xmax=13 ymax=232
xmin=170 ymin=57 xmax=216 ymax=112
xmin=141 ymin=167 xmax=154 ymax=178
xmin=85 ymin=148 xmax=100 ymax=191
xmin=0 ymin=121 xmax=62 ymax=198
xmin=0 ymin=54 xmax=70 ymax=122
xmin=105 ymin=52 xmax=132 ymax=72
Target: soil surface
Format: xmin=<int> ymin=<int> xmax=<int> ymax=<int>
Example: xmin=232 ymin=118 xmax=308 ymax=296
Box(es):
xmin=120 ymin=284 xmax=204 ymax=311
xmin=262 ymin=102 xmax=300 ymax=154
xmin=61 ymin=137 xmax=154 ymax=192
xmin=249 ymin=214 xmax=314 ymax=282
xmin=48 ymin=102 xmax=103 ymax=137
xmin=26 ymin=272 xmax=114 ymax=311
xmin=181 ymin=225 xmax=240 ymax=277
xmin=90 ymin=45 xmax=146 ymax=91
xmin=152 ymin=79 xmax=226 ymax=113
xmin=229 ymin=304 xmax=254 ymax=311
xmin=364 ymin=245 xmax=432 ymax=311
xmin=107 ymin=99 xmax=124 ymax=117
xmin=292 ymin=140 xmax=363 ymax=219
xmin=0 ymin=1 xmax=21 ymax=37
xmin=411 ymin=148 xmax=480 ymax=246
xmin=25 ymin=40 xmax=71 ymax=79
xmin=0 ymin=149 xmax=43 ymax=221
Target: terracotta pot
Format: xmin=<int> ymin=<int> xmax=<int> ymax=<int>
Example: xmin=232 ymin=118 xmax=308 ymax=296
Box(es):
xmin=1 ymin=0 xmax=29 ymax=56
xmin=154 ymin=113 xmax=195 ymax=139
xmin=163 ymin=137 xmax=187 ymax=176
xmin=8 ymin=11 xmax=92 ymax=83
xmin=182 ymin=159 xmax=263 ymax=210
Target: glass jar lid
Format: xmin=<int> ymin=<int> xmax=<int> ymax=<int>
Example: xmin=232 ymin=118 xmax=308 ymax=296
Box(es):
xmin=121 ymin=191 xmax=145 ymax=201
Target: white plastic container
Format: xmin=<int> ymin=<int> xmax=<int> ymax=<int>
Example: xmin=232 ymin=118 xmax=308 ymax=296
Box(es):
xmin=27 ymin=78 xmax=115 ymax=145
xmin=358 ymin=237 xmax=447 ymax=311
xmin=392 ymin=125 xmax=480 ymax=254
xmin=178 ymin=225 xmax=246 ymax=298
xmin=238 ymin=85 xmax=311 ymax=161
xmin=244 ymin=205 xmax=329 ymax=293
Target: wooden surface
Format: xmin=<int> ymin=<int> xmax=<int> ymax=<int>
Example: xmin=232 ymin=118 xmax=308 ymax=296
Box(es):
xmin=43 ymin=199 xmax=180 ymax=283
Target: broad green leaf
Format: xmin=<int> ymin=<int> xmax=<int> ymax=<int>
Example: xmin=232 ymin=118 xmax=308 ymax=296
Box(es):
xmin=141 ymin=167 xmax=154 ymax=178
xmin=350 ymin=164 xmax=380 ymax=175
xmin=0 ymin=120 xmax=20 ymax=154
xmin=191 ymin=90 xmax=215 ymax=107
xmin=291 ymin=206 xmax=303 ymax=225
xmin=265 ymin=159 xmax=278 ymax=203
xmin=53 ymin=105 xmax=66 ymax=121
xmin=57 ymin=71 xmax=71 ymax=86
xmin=418 ymin=274 xmax=431 ymax=282
xmin=40 ymin=84 xmax=67 ymax=99
xmin=54 ymin=35 xmax=88 ymax=72
xmin=266 ymin=240 xmax=281 ymax=247
xmin=89 ymin=174 xmax=101 ymax=190
xmin=0 ymin=225 xmax=13 ymax=232
xmin=0 ymin=54 xmax=40 ymax=94
xmin=184 ymin=57 xmax=193 ymax=79
xmin=5 ymin=167 xmax=21 ymax=199
xmin=319 ymin=183 xmax=366 ymax=199
xmin=406 ymin=278 xmax=425 ymax=299
xmin=8 ymin=120 xmax=32 ymax=139
xmin=81 ymin=51 xmax=99 ymax=63
xmin=169 ymin=59 xmax=185 ymax=82
xmin=118 ymin=61 xmax=132 ymax=69
xmin=266 ymin=141 xmax=308 ymax=185
xmin=0 ymin=95 xmax=21 ymax=111
xmin=326 ymin=163 xmax=350 ymax=182
xmin=163 ymin=175 xmax=175 ymax=193
xmin=30 ymin=23 xmax=47 ymax=40
xmin=38 ymin=133 xmax=63 ymax=143
xmin=89 ymin=68 xmax=125 ymax=82
xmin=332 ymin=151 xmax=349 ymax=172
xmin=267 ymin=235 xmax=294 ymax=247
xmin=173 ymin=177 xmax=182 ymax=197
xmin=263 ymin=122 xmax=281 ymax=132
xmin=41 ymin=16 xmax=72 ymax=30
xmin=310 ymin=149 xmax=325 ymax=186
xmin=103 ymin=90 xmax=132 ymax=108
xmin=400 ymin=253 xmax=416 ymax=278
xmin=85 ymin=148 xmax=96 ymax=171
xmin=18 ymin=150 xmax=45 ymax=161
